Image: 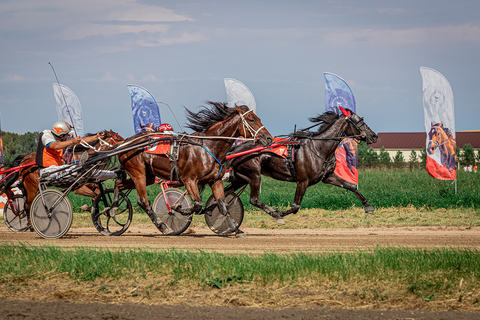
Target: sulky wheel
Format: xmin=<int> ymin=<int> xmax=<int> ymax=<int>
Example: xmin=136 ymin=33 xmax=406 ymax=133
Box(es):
xmin=204 ymin=193 xmax=244 ymax=235
xmin=30 ymin=189 xmax=73 ymax=239
xmin=91 ymin=188 xmax=133 ymax=236
xmin=3 ymin=194 xmax=29 ymax=232
xmin=152 ymin=188 xmax=192 ymax=235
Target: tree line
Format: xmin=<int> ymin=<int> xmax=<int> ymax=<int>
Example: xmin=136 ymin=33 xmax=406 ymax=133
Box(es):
xmin=358 ymin=141 xmax=480 ymax=169
xmin=1 ymin=131 xmax=479 ymax=169
xmin=1 ymin=131 xmax=39 ymax=165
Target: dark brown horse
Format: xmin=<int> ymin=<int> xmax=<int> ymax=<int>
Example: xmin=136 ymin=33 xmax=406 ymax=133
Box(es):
xmin=17 ymin=130 xmax=124 ymax=220
xmin=117 ymin=102 xmax=272 ymax=235
xmin=225 ymin=108 xmax=378 ymax=220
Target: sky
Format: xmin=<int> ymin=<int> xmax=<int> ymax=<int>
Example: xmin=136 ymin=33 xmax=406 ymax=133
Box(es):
xmin=0 ymin=0 xmax=479 ymax=137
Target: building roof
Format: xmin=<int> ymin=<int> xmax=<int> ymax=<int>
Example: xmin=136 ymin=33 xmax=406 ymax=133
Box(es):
xmin=371 ymin=131 xmax=480 ymax=149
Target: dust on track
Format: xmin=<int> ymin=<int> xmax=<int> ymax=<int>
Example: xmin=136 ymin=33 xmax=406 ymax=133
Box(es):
xmin=1 ymin=224 xmax=479 ymax=253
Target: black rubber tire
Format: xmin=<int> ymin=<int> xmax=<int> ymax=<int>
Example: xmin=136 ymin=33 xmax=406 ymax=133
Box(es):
xmin=91 ymin=189 xmax=133 ymax=236
xmin=152 ymin=188 xmax=192 ymax=235
xmin=30 ymin=189 xmax=73 ymax=239
xmin=204 ymin=193 xmax=244 ymax=235
xmin=3 ymin=194 xmax=29 ymax=232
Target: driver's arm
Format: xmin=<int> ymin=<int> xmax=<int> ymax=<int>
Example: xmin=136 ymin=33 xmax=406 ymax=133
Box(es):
xmin=47 ymin=136 xmax=82 ymax=150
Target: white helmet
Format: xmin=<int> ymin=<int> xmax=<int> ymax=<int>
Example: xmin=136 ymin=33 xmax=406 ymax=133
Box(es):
xmin=51 ymin=121 xmax=71 ymax=137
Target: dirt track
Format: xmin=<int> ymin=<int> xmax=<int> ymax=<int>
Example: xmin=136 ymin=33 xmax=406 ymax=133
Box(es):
xmin=1 ymin=224 xmax=479 ymax=252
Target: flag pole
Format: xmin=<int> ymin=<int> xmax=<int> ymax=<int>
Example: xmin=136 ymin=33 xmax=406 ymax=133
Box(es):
xmin=157 ymin=101 xmax=184 ymax=132
xmin=48 ymin=62 xmax=78 ymax=137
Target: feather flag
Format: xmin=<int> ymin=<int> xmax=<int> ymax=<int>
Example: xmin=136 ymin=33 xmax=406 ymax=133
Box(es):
xmin=53 ymin=83 xmax=84 ymax=137
xmin=420 ymin=67 xmax=456 ymax=180
xmin=324 ymin=72 xmax=358 ymax=185
xmin=127 ymin=85 xmax=161 ymax=134
xmin=224 ymin=78 xmax=257 ymax=113
xmin=0 ymin=115 xmax=3 ymax=164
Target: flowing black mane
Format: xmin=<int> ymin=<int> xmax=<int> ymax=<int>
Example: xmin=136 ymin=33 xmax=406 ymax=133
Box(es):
xmin=292 ymin=111 xmax=339 ymax=137
xmin=185 ymin=101 xmax=237 ymax=132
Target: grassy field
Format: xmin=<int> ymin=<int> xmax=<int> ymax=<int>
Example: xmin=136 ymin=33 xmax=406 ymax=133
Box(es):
xmin=68 ymin=169 xmax=480 ymax=213
xmin=1 ymin=245 xmax=479 ymax=310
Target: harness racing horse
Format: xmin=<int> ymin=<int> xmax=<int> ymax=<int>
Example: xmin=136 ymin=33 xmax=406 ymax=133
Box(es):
xmin=427 ymin=122 xmax=456 ymax=171
xmin=16 ymin=130 xmax=125 ymax=225
xmin=225 ymin=107 xmax=378 ymax=220
xmin=117 ymin=102 xmax=272 ymax=236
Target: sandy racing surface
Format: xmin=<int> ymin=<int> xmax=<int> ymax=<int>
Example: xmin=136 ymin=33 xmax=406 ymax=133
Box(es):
xmin=1 ymin=224 xmax=480 ymax=252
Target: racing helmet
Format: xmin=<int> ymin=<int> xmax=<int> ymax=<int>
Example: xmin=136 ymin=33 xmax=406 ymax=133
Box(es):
xmin=158 ymin=123 xmax=173 ymax=132
xmin=51 ymin=121 xmax=71 ymax=137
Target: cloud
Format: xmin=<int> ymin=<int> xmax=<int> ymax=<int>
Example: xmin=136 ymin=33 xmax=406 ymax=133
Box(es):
xmin=0 ymin=0 xmax=195 ymax=43
xmin=323 ymin=24 xmax=480 ymax=46
xmin=1 ymin=74 xmax=25 ymax=82
xmin=63 ymin=24 xmax=170 ymax=40
xmin=126 ymin=73 xmax=163 ymax=83
xmin=89 ymin=72 xmax=117 ymax=83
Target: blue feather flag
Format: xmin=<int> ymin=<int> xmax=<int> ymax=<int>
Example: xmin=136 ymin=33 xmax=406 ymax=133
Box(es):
xmin=127 ymin=85 xmax=161 ymax=133
xmin=324 ymin=72 xmax=358 ymax=185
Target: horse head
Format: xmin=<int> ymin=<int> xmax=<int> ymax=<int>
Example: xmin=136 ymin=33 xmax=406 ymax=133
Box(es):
xmin=235 ymin=105 xmax=273 ymax=147
xmin=427 ymin=123 xmax=448 ymax=154
xmin=339 ymin=107 xmax=377 ymax=144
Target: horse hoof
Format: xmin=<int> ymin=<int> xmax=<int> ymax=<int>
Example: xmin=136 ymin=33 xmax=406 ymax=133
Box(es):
xmin=364 ymin=206 xmax=374 ymax=214
xmin=159 ymin=223 xmax=173 ymax=235
xmin=276 ymin=218 xmax=285 ymax=225
xmin=184 ymin=228 xmax=196 ymax=235
xmin=235 ymin=231 xmax=247 ymax=239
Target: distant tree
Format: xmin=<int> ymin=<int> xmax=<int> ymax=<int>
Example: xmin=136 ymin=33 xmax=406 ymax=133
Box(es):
xmin=409 ymin=150 xmax=418 ymax=171
xmin=462 ymin=144 xmax=475 ymax=166
xmin=378 ymin=147 xmax=391 ymax=168
xmin=456 ymin=146 xmax=463 ymax=165
xmin=2 ymin=131 xmax=39 ymax=164
xmin=357 ymin=141 xmax=378 ymax=168
xmin=420 ymin=148 xmax=427 ymax=167
xmin=393 ymin=150 xmax=405 ymax=168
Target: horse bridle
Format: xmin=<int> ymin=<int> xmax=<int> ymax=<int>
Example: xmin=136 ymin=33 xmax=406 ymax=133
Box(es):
xmin=345 ymin=113 xmax=368 ymax=139
xmin=239 ymin=109 xmax=265 ymax=142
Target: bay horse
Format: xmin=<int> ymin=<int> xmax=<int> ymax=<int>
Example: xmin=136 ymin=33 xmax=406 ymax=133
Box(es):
xmin=117 ymin=102 xmax=272 ymax=235
xmin=427 ymin=122 xmax=456 ymax=171
xmin=225 ymin=107 xmax=378 ymax=220
xmin=16 ymin=130 xmax=124 ymax=225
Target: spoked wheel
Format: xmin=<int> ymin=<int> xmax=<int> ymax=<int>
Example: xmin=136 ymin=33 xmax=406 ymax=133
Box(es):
xmin=30 ymin=189 xmax=73 ymax=239
xmin=152 ymin=188 xmax=192 ymax=235
xmin=205 ymin=193 xmax=244 ymax=235
xmin=3 ymin=194 xmax=29 ymax=232
xmin=91 ymin=189 xmax=133 ymax=236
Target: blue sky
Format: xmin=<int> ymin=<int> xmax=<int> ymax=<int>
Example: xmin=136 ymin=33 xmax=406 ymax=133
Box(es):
xmin=0 ymin=0 xmax=479 ymax=137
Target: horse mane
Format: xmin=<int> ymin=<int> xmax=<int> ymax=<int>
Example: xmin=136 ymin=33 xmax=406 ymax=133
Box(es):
xmin=185 ymin=101 xmax=237 ymax=133
xmin=292 ymin=112 xmax=339 ymax=137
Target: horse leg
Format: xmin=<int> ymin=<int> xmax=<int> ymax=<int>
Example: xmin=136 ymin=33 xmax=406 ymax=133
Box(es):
xmin=279 ymin=180 xmax=308 ymax=218
xmin=73 ymin=184 xmax=99 ymax=211
xmin=130 ymin=175 xmax=172 ymax=234
xmin=174 ymin=179 xmax=202 ymax=214
xmin=234 ymin=171 xmax=280 ymax=220
xmin=323 ymin=173 xmax=374 ymax=214
xmin=210 ymin=179 xmax=246 ymax=238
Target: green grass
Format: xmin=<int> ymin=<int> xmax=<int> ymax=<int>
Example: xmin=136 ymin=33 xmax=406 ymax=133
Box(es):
xmin=67 ymin=169 xmax=480 ymax=213
xmin=0 ymin=245 xmax=478 ymax=291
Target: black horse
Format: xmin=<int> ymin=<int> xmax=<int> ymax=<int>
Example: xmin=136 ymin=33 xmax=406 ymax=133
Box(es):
xmin=225 ymin=108 xmax=378 ymax=220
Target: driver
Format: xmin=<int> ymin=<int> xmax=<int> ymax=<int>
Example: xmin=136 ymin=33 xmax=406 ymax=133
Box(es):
xmin=36 ymin=121 xmax=100 ymax=178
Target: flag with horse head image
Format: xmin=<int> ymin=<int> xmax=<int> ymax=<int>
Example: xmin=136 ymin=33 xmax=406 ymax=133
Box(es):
xmin=324 ymin=72 xmax=358 ymax=185
xmin=127 ymin=85 xmax=161 ymax=134
xmin=420 ymin=67 xmax=456 ymax=180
